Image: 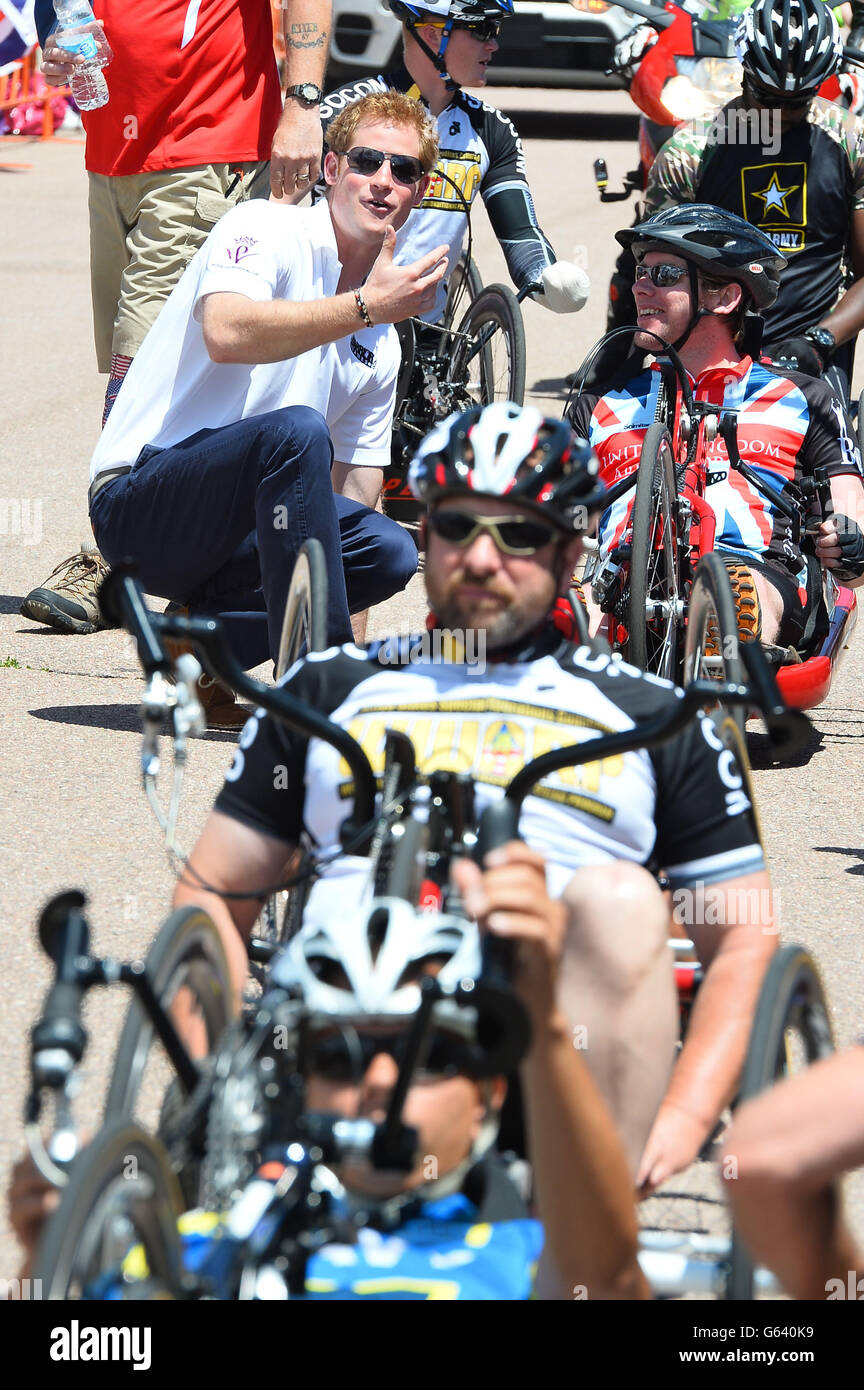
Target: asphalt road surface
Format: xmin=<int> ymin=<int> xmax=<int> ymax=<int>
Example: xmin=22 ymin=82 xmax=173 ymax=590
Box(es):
xmin=1 ymin=86 xmax=863 ymax=1286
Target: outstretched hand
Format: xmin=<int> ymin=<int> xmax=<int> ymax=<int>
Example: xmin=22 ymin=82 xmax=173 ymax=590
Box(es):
xmin=636 ymin=1101 xmax=712 ymax=1196
xmin=363 ymin=230 xmax=448 ymax=325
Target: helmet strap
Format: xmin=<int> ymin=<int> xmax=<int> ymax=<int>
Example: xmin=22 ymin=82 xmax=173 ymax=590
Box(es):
xmin=668 ymin=263 xmax=716 ymax=353
xmin=408 ymin=17 xmax=460 ymax=90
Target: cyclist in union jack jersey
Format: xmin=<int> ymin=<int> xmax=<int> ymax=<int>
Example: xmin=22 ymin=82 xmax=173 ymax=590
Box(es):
xmin=569 ymin=205 xmax=864 ymax=649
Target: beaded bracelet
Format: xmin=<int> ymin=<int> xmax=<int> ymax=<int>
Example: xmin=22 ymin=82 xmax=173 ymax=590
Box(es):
xmin=354 ymin=288 xmax=373 ymax=328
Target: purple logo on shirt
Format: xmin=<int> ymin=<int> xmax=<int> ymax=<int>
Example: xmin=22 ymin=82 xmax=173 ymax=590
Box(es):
xmin=226 ymin=236 xmax=259 ymax=264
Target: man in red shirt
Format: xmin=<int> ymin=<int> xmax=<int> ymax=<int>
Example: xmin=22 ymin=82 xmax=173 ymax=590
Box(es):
xmin=22 ymin=0 xmax=332 ymax=637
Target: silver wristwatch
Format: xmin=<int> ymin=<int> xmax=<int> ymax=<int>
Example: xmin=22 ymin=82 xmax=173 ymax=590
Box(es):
xmin=286 ymin=83 xmax=324 ymax=107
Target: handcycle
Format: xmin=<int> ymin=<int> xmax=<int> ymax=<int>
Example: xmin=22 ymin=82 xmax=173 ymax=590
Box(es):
xmin=25 ymin=571 xmax=832 ymax=1299
xmin=570 ymin=326 xmax=858 ymax=727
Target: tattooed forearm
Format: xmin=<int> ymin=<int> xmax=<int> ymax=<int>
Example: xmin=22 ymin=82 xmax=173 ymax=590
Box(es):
xmin=288 ymin=23 xmax=328 ymax=49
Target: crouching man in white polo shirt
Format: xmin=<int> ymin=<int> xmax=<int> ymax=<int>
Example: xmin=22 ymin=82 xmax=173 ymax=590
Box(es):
xmin=88 ymin=91 xmax=446 ymax=724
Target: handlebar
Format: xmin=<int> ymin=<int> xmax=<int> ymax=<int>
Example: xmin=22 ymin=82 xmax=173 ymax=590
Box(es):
xmin=609 ymin=0 xmax=676 ymax=29
xmin=503 ymin=650 xmax=810 ymax=813
xmin=100 ymin=568 xmax=379 ymax=852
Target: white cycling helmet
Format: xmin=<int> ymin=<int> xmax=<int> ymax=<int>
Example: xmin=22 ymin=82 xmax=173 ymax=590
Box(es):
xmin=271 ymin=898 xmax=482 ymax=1026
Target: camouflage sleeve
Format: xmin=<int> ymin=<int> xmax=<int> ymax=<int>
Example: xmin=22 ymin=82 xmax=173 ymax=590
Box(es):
xmin=810 ymin=99 xmax=864 ymax=213
xmin=642 ymin=125 xmax=703 ymax=217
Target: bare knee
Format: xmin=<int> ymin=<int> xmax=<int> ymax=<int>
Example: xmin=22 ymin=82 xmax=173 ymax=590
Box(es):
xmin=562 ymin=862 xmax=671 ymax=994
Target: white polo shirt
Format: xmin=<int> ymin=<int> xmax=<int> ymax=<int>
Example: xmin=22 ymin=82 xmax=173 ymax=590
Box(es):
xmin=90 ymin=200 xmax=401 ymax=483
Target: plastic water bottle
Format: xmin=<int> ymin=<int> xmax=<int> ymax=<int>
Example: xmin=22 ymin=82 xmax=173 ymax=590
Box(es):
xmin=53 ymin=0 xmax=112 ymax=112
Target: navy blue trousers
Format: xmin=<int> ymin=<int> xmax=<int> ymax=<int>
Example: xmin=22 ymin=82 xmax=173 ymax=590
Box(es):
xmin=90 ymin=406 xmax=418 ymax=668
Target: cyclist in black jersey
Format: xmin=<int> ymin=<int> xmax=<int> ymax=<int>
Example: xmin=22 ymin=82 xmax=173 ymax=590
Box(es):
xmin=317 ymin=0 xmax=591 ymax=330
xmin=167 ymin=401 xmax=780 ymax=1196
xmin=596 ymin=0 xmax=864 ymax=403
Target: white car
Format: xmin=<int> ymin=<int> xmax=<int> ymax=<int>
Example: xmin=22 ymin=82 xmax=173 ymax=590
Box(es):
xmin=326 ymin=0 xmax=637 ymax=87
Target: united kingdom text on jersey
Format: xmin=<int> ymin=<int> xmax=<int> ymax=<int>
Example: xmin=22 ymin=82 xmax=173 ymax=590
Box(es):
xmin=570 ymin=355 xmax=863 ymax=568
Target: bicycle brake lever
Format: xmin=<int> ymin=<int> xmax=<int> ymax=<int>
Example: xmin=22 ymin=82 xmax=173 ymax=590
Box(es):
xmin=173 ymin=653 xmax=207 ymax=740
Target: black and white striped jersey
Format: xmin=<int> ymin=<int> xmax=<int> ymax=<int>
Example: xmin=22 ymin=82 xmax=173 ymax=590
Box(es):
xmin=216 ymin=635 xmax=764 ymax=914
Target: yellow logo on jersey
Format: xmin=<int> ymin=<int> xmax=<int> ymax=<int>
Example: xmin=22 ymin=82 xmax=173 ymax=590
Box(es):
xmin=335 ymin=699 xmax=625 ymax=820
xmin=421 ymin=148 xmax=482 ymax=212
xmin=740 ymin=162 xmax=807 ymax=253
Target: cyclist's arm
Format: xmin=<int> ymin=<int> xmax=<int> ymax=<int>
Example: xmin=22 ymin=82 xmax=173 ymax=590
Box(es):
xmin=815 ymin=472 xmax=864 ymax=585
xmin=637 ymin=869 xmax=777 ymax=1193
xmin=479 ymin=111 xmax=556 ymax=292
xmin=722 ymin=1047 xmax=864 ymax=1299
xmin=642 ymin=124 xmax=702 ymax=217
xmin=637 ymin=710 xmax=773 ymax=1193
xmin=795 ymin=376 xmax=864 ymax=583
xmin=453 ymin=844 xmax=649 ymax=1300
xmin=810 ymin=208 xmax=864 ymax=346
xmin=173 ymin=811 xmax=296 ymax=1009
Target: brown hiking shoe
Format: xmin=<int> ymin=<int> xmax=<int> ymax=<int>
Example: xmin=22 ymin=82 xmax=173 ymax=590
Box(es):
xmin=163 ymin=603 xmax=251 ymax=732
xmin=20 ymin=543 xmax=110 ymax=634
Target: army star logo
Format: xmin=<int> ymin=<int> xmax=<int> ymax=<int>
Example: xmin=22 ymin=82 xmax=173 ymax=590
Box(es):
xmin=752 ymin=171 xmax=798 ymax=218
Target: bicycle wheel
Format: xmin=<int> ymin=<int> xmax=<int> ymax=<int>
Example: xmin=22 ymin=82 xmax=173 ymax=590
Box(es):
xmin=682 ymin=552 xmax=748 ymax=738
xmin=441 ymin=254 xmax=483 ymax=335
xmin=725 ymin=946 xmax=834 ymax=1300
xmin=446 ymin=283 xmax=527 ymax=409
xmin=626 ymin=423 xmax=682 ymax=679
xmin=33 ymin=1121 xmax=184 ymax=1300
xmin=104 ymin=908 xmax=235 ymax=1133
xmin=276 ymin=538 xmax=328 ymax=680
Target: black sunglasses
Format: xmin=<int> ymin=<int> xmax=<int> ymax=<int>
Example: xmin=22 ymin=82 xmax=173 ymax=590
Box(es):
xmin=307 ymin=1027 xmax=469 ymax=1082
xmin=427 ymin=510 xmax=560 ymax=555
xmin=426 ymin=17 xmax=502 ymax=40
xmin=454 ymin=18 xmax=502 ymax=40
xmin=344 ymin=146 xmax=425 ymax=186
xmin=635 ymin=263 xmax=689 ymax=288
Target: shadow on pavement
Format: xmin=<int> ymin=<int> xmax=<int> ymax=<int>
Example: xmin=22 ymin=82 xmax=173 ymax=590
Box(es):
xmin=29 ymin=704 xmax=235 ymax=739
xmin=813 ymin=846 xmax=864 ymax=876
xmin=529 ymin=377 xmax=571 ymax=396
xmin=747 ymin=725 xmax=825 ymax=769
xmin=511 ymin=111 xmax=638 ymax=142
xmin=0 ymin=594 xmax=25 ymax=615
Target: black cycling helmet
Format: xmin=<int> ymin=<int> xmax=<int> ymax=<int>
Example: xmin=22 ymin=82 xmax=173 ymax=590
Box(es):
xmin=408 ymin=401 xmax=606 ymax=532
xmin=387 ymin=0 xmax=513 ymax=87
xmin=735 ymin=0 xmax=843 ymax=96
xmin=618 ymin=203 xmax=787 ymax=311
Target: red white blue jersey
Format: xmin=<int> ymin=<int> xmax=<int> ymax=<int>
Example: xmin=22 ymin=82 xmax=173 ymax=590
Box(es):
xmin=570 ymin=355 xmax=863 ymax=570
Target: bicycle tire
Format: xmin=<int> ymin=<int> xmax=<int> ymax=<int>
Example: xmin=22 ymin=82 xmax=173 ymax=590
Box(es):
xmin=441 ymin=254 xmax=484 ymax=337
xmin=725 ymin=946 xmax=834 ymax=1300
xmin=446 ymin=283 xmax=527 ymax=409
xmin=33 ymin=1120 xmax=185 ymax=1301
xmin=627 ymin=423 xmax=682 ymax=679
xmin=104 ymin=908 xmax=235 ymax=1133
xmin=682 ymin=553 xmax=748 ymax=738
xmin=276 ymin=538 xmax=329 ymax=680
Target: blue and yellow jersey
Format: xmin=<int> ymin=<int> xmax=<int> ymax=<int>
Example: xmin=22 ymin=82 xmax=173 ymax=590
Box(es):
xmin=178 ymin=1194 xmax=543 ymax=1301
